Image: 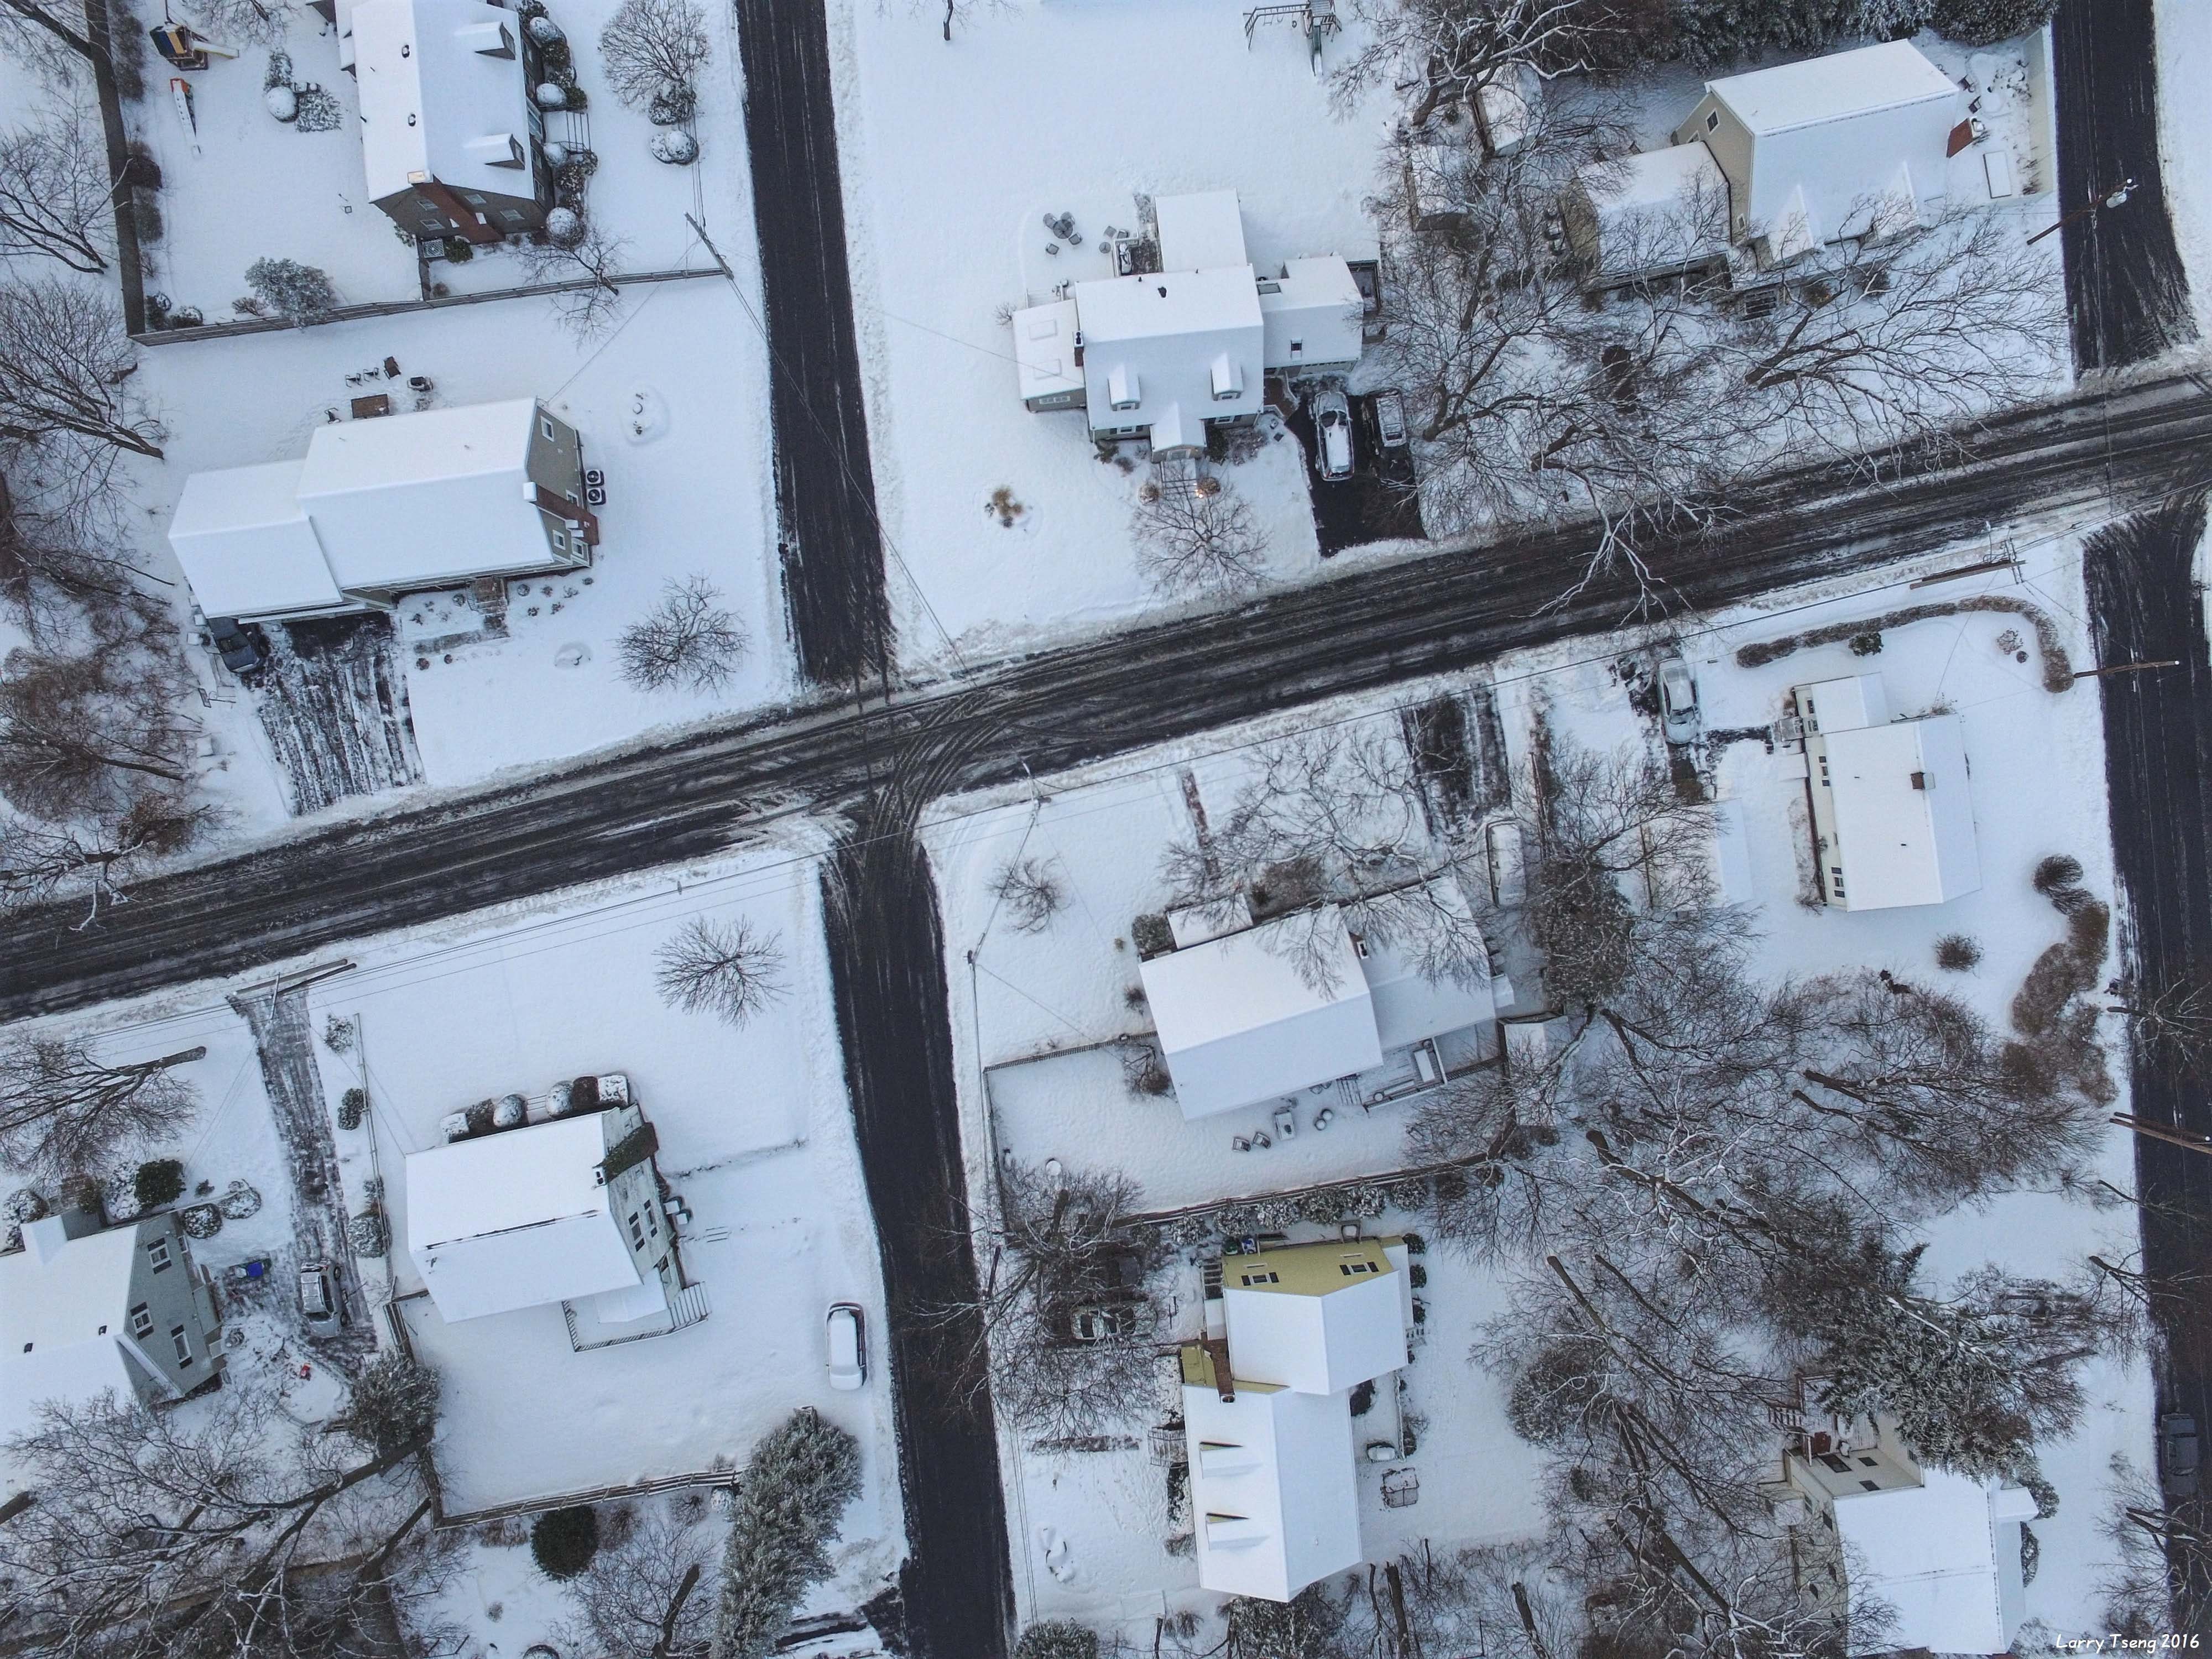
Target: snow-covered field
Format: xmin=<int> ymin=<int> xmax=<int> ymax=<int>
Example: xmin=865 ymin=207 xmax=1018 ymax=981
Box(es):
xmin=926 ymin=517 xmax=2153 ymax=1640
xmin=2157 ymin=0 xmax=2212 ymax=342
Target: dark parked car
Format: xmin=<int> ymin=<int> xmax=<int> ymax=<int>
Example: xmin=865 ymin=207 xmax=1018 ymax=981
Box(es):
xmin=207 ymin=617 xmax=270 ymax=679
xmin=2164 ymin=1412 xmax=2200 ymax=1498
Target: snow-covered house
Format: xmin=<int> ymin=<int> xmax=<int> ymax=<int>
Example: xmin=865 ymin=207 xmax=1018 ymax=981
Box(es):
xmin=1776 ymin=1417 xmax=2031 ymax=1654
xmin=1181 ymin=1237 xmax=1412 ymax=1601
xmin=404 ymin=1102 xmax=681 ymax=1328
xmin=1792 ymin=674 xmax=1980 ymax=911
xmin=169 ymin=399 xmax=594 ymax=624
xmin=1010 ymin=190 xmax=1363 ymax=456
xmin=1670 ymin=40 xmax=1960 ymax=267
xmin=1563 ymin=142 xmax=1734 ymax=288
xmin=351 ymin=0 xmax=551 ymax=245
xmin=0 ymin=1209 xmax=225 ymax=1491
xmin=1136 ymin=898 xmax=1493 ymax=1119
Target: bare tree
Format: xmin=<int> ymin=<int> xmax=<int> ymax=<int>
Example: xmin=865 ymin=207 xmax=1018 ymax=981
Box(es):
xmin=0 ymin=277 xmax=161 ymax=459
xmin=0 ymin=790 xmax=212 ymax=927
xmin=2111 ymin=961 xmax=2212 ymax=1079
xmin=884 ymin=0 xmax=1008 ymax=42
xmin=0 ymin=98 xmax=112 ymax=272
xmin=0 ymin=1032 xmax=201 ymax=1174
xmin=174 ymin=0 xmax=290 ymax=44
xmin=2099 ymin=1455 xmax=2212 ymax=1641
xmin=617 ymin=573 xmax=745 ymax=693
xmin=990 ymin=855 xmax=1066 ymax=933
xmin=654 ymin=916 xmax=785 ymax=1026
xmin=0 ymin=455 xmax=148 ymax=640
xmin=598 ymin=0 xmax=710 ymax=111
xmin=557 ymin=1500 xmax=719 ymax=1659
xmin=0 ymin=1385 xmax=453 ymax=1659
xmin=0 ymin=638 xmax=196 ymax=823
xmin=1331 ymin=0 xmax=1615 ymax=135
xmin=1131 ymin=482 xmax=1267 ymax=598
xmin=520 ymin=218 xmax=634 ymax=341
xmin=933 ymin=1158 xmax=1167 ymax=1443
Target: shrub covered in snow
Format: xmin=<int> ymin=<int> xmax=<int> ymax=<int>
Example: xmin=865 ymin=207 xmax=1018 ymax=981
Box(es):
xmin=493 ymin=1093 xmax=528 ymax=1129
xmin=179 ymin=1203 xmax=222 ymax=1240
xmin=535 ymin=81 xmax=570 ymax=109
xmin=323 ymin=1015 xmax=356 ymax=1053
xmin=545 ymin=206 xmax=585 ymax=248
xmin=243 ymin=257 xmax=338 ymax=326
xmin=345 ymin=1350 xmax=442 ymax=1455
xmin=526 ymin=12 xmax=562 ymax=41
xmin=649 ymin=129 xmax=700 ymax=166
xmin=133 ymin=1158 xmax=184 ymax=1212
xmin=5 ymin=1187 xmax=48 ymax=1225
xmin=218 ymin=1180 xmax=262 ymax=1219
xmin=348 ymin=1209 xmax=388 ymax=1259
xmin=1932 ymin=0 xmax=2056 ymax=44
xmin=531 ymin=1505 xmax=601 ymax=1580
xmin=264 ymin=85 xmax=298 ymax=122
xmin=1015 ymin=1624 xmax=1101 ymax=1659
xmin=712 ymin=1409 xmax=863 ymax=1659
xmin=337 ymin=1087 xmax=367 ymax=1130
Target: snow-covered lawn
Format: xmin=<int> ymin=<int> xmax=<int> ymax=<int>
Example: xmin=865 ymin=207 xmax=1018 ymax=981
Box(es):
xmin=293 ymin=840 xmax=904 ymax=1533
xmin=2156 ymin=0 xmax=2212 ymax=341
xmin=928 ymin=521 xmax=2151 ymax=1639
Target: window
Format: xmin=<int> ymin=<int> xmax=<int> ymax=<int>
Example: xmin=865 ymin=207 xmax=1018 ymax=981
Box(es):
xmin=1858 ymin=1457 xmax=1877 ymax=1468
xmin=550 ymin=530 xmax=567 ymax=551
xmin=1859 ymin=1479 xmax=1880 ymax=1492
xmin=501 ymin=208 xmax=526 ymax=226
xmin=1818 ymin=1453 xmax=1852 ymax=1473
xmin=147 ymin=1238 xmax=172 ymax=1273
xmin=97 ymin=1324 xmax=107 ymax=1335
xmin=171 ymin=1326 xmax=193 ymax=1365
xmin=420 ymin=217 xmax=445 ymax=232
xmin=1288 ymin=339 xmax=1304 ymax=356
xmin=1237 ymin=1270 xmax=1279 ymax=1286
xmin=19 ymin=1342 xmax=29 ymax=1354
xmin=628 ymin=1211 xmax=647 ymax=1251
xmin=541 ymin=416 xmax=556 ymax=439
xmin=1339 ymin=1259 xmax=1378 ymax=1277
xmin=131 ymin=1303 xmax=153 ymax=1339
xmin=1705 ymin=110 xmax=1720 ymax=133
xmin=461 ymin=191 xmax=486 ymax=207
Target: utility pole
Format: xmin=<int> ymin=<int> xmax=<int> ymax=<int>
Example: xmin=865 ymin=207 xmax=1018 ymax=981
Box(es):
xmin=2112 ymin=1112 xmax=2212 ymax=1156
xmin=2076 ymin=660 xmax=2182 ymax=681
xmin=2027 ymin=178 xmax=2138 ymax=247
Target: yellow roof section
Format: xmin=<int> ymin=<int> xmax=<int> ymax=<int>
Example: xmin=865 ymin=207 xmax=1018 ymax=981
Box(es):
xmin=1223 ymin=1237 xmax=1397 ymax=1297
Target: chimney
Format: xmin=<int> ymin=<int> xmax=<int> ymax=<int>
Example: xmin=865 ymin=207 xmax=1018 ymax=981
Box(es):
xmin=1910 ymin=771 xmax=1927 ymax=790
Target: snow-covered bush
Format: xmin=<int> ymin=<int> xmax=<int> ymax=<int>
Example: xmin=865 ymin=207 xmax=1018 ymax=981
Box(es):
xmin=218 ymin=1180 xmax=262 ymax=1219
xmin=1015 ymin=1623 xmax=1101 ymax=1659
xmin=540 ymin=139 xmax=570 ymax=169
xmin=323 ymin=1015 xmax=356 ymax=1054
xmin=347 ymin=1208 xmax=388 ymax=1259
xmin=545 ymin=206 xmax=585 ymax=248
xmin=337 ymin=1087 xmax=366 ymax=1130
xmin=712 ymin=1410 xmax=862 ymax=1659
xmin=526 ymin=12 xmax=562 ymax=42
xmin=647 ymin=85 xmax=695 ymax=126
xmin=179 ymin=1203 xmax=222 ymax=1240
xmin=5 ymin=1187 xmax=48 ymax=1225
xmin=531 ymin=1505 xmax=601 ymax=1580
xmin=493 ymin=1093 xmax=527 ymax=1129
xmin=344 ymin=1350 xmax=441 ymax=1455
xmin=243 ymin=257 xmax=338 ymax=326
xmin=1932 ymin=0 xmax=2056 ymax=44
xmin=264 ymin=85 xmax=297 ymax=121
xmin=293 ymin=86 xmax=343 ymax=132
xmin=649 ymin=128 xmax=699 ymax=166
xmin=133 ymin=1158 xmax=184 ymax=1212
xmin=535 ymin=81 xmax=570 ymax=109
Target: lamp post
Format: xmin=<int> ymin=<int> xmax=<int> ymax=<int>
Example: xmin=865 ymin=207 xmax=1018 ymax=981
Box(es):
xmin=2026 ymin=177 xmax=2137 ymax=247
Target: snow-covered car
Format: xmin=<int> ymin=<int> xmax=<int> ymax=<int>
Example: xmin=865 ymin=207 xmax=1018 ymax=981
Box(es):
xmin=2164 ymin=1413 xmax=2200 ymax=1498
xmin=1371 ymin=390 xmax=1408 ymax=449
xmin=1070 ymin=1303 xmax=1138 ymax=1343
xmin=1485 ymin=820 xmax=1526 ymax=909
xmin=208 ymin=617 xmax=269 ymax=680
xmin=1313 ymin=389 xmax=1355 ymax=481
xmin=827 ymin=1302 xmax=867 ymax=1390
xmin=298 ymin=1262 xmax=336 ymax=1324
xmin=1658 ymin=658 xmax=1700 ymax=745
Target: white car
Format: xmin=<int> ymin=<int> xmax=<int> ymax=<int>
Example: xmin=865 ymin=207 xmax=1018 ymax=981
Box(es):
xmin=826 ymin=1302 xmax=867 ymax=1390
xmin=1658 ymin=658 xmax=1700 ymax=745
xmin=1313 ymin=389 xmax=1355 ymax=481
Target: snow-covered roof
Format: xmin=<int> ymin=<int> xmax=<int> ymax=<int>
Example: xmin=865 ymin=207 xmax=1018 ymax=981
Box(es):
xmin=1222 ymin=1238 xmax=1409 ymax=1395
xmin=1573 ymin=144 xmax=1732 ymax=276
xmin=0 ymin=1220 xmax=156 ymax=1465
xmin=168 ymin=458 xmax=346 ymax=619
xmin=1182 ymin=1369 xmax=1361 ymax=1602
xmin=405 ymin=1109 xmax=644 ymax=1323
xmin=1155 ymin=190 xmax=1249 ymax=273
xmin=1835 ymin=1468 xmax=2028 ymax=1655
xmin=353 ymin=0 xmax=538 ymax=203
xmin=1139 ymin=906 xmax=1383 ymax=1119
xmin=1075 ymin=267 xmax=1262 ymax=345
xmin=1011 ymin=299 xmax=1084 ymax=404
xmin=1818 ymin=714 xmax=1981 ymax=909
xmin=1360 ymin=932 xmax=1494 ymax=1052
xmin=1257 ymin=257 xmax=1364 ymax=368
xmin=1707 ymin=40 xmax=1959 ymax=137
xmin=1794 ymin=675 xmax=1888 ymax=734
xmin=295 ymin=399 xmax=550 ymax=592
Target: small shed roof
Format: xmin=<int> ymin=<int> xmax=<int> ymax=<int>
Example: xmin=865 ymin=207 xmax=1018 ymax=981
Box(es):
xmin=1707 ymin=40 xmax=1959 ymax=137
xmin=1011 ymin=300 xmax=1084 ymax=403
xmin=1139 ymin=907 xmax=1383 ymax=1119
xmin=1155 ymin=190 xmax=1249 ymax=273
xmin=168 ymin=460 xmax=345 ymax=619
xmin=1794 ymin=675 xmax=1888 ymax=734
xmin=405 ymin=1109 xmax=643 ymax=1322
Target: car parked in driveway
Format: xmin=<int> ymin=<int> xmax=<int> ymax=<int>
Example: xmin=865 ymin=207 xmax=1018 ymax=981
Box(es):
xmin=827 ymin=1302 xmax=867 ymax=1390
xmin=207 ymin=617 xmax=270 ymax=681
xmin=298 ymin=1261 xmax=337 ymax=1324
xmin=2164 ymin=1412 xmax=2200 ymax=1498
xmin=1371 ymin=389 xmax=1408 ymax=449
xmin=1658 ymin=657 xmax=1700 ymax=745
xmin=1313 ymin=389 xmax=1355 ymax=481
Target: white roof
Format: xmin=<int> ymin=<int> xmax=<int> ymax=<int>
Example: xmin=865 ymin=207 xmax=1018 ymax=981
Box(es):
xmin=1360 ymin=932 xmax=1494 ymax=1051
xmin=296 ymin=399 xmax=547 ymax=591
xmin=1837 ymin=1468 xmax=2023 ymax=1654
xmin=1821 ymin=714 xmax=1981 ymax=909
xmin=1574 ymin=144 xmax=1733 ymax=275
xmin=1155 ymin=190 xmax=1249 ymax=272
xmin=0 ymin=1222 xmax=154 ymax=1467
xmin=1183 ymin=1381 xmax=1361 ymax=1602
xmin=1257 ymin=257 xmax=1364 ymax=368
xmin=405 ymin=1109 xmax=643 ymax=1322
xmin=1139 ymin=907 xmax=1384 ymax=1119
xmin=353 ymin=0 xmax=536 ymax=202
xmin=1795 ymin=675 xmax=1888 ymax=733
xmin=1011 ymin=299 xmax=1084 ymax=403
xmin=1074 ymin=267 xmax=1262 ymax=345
xmin=1222 ymin=1249 xmax=1408 ymax=1395
xmin=1708 ymin=40 xmax=1959 ymax=136
xmin=168 ymin=458 xmax=346 ymax=619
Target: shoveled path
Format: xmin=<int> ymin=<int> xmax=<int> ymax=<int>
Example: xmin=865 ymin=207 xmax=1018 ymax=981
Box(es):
xmin=5 ymin=377 xmax=2211 ymax=1025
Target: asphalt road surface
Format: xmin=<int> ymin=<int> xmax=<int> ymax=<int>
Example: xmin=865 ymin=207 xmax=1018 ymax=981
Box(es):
xmin=733 ymin=0 xmax=894 ymax=686
xmin=2052 ymin=0 xmax=2197 ymax=371
xmin=2084 ymin=493 xmax=2212 ymax=1608
xmin=6 ymin=377 xmax=2210 ymax=1022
